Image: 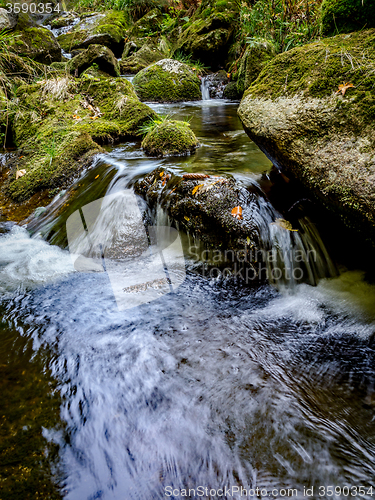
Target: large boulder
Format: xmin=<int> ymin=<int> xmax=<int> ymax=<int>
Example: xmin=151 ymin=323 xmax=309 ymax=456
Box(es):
xmin=133 ymin=59 xmax=201 ymax=102
xmin=7 ymin=12 xmax=61 ymax=64
xmin=238 ymin=29 xmax=375 ymax=243
xmin=68 ymin=44 xmax=119 ymax=77
xmin=175 ymin=0 xmax=238 ymax=68
xmin=57 ymin=11 xmax=127 ymax=57
xmin=142 ymin=119 xmax=198 ymax=156
xmin=321 ymin=0 xmax=375 ymax=35
xmin=120 ymin=44 xmax=165 ymax=74
xmin=5 ymin=76 xmax=157 ymax=203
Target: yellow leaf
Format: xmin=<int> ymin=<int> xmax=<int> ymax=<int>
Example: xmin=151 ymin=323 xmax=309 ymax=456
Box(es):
xmin=271 ymin=218 xmax=298 ymax=231
xmin=160 ymin=171 xmax=164 ymax=177
xmin=246 ymin=236 xmax=250 ymax=245
xmin=336 ymin=82 xmax=355 ymax=96
xmin=95 ymin=175 xmax=99 ymax=179
xmin=184 ymin=216 xmax=190 ymax=221
xmin=192 ymin=183 xmax=204 ymax=195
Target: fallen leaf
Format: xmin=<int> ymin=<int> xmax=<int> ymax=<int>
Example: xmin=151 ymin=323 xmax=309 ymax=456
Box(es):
xmin=336 ymin=82 xmax=355 ymax=96
xmin=192 ymin=183 xmax=204 ymax=195
xmin=184 ymin=216 xmax=190 ymax=221
xmin=227 ymin=73 xmax=231 ymax=79
xmin=160 ymin=171 xmax=164 ymax=178
xmin=95 ymin=175 xmax=99 ymax=179
xmin=271 ymin=218 xmax=298 ymax=231
xmin=16 ymin=169 xmax=26 ymax=179
xmin=246 ymin=236 xmax=251 ymax=245
xmin=231 ymin=206 xmax=243 ymax=220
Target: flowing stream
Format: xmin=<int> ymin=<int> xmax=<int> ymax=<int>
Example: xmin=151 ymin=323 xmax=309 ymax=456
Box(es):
xmin=1 ymin=99 xmax=375 ymax=499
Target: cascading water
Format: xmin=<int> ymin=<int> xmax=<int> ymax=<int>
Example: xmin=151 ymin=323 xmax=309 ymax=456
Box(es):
xmin=1 ymin=100 xmax=375 ymax=500
xmin=201 ymin=76 xmax=211 ymax=100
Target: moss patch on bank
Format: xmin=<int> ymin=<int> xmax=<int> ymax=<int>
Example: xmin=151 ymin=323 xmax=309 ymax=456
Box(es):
xmin=6 ymin=75 xmax=157 ymax=202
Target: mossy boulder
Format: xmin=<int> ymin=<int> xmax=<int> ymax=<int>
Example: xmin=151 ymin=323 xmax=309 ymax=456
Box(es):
xmin=120 ymin=44 xmax=165 ymax=74
xmin=130 ymin=8 xmax=164 ymax=37
xmin=321 ymin=0 xmax=375 ymax=35
xmin=50 ymin=12 xmax=78 ymax=29
xmin=68 ymin=44 xmax=119 ymax=77
xmin=134 ymin=167 xmax=260 ymax=256
xmin=133 ymin=59 xmax=201 ymax=102
xmin=175 ymin=0 xmax=238 ymax=68
xmin=238 ymin=29 xmax=375 ymax=243
xmin=8 ymin=12 xmax=61 ymax=64
xmin=223 ymin=81 xmax=242 ymax=100
xmin=57 ymin=11 xmax=128 ymax=57
xmin=235 ymin=40 xmax=276 ymax=94
xmin=142 ymin=120 xmax=198 ymax=156
xmin=4 ymin=76 xmax=157 ymax=203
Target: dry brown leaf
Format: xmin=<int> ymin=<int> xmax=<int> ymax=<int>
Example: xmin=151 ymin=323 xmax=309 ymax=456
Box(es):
xmin=336 ymin=82 xmax=355 ymax=96
xmin=231 ymin=206 xmax=243 ymax=220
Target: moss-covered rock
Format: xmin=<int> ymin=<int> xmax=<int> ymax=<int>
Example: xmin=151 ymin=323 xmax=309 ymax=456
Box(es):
xmin=8 ymin=12 xmax=61 ymax=64
xmin=175 ymin=0 xmax=238 ymax=68
xmin=57 ymin=11 xmax=128 ymax=57
xmin=120 ymin=44 xmax=165 ymax=74
xmin=0 ymin=7 xmax=17 ymax=31
xmin=235 ymin=40 xmax=275 ymax=94
xmin=134 ymin=167 xmax=260 ymax=255
xmin=223 ymin=81 xmax=242 ymax=100
xmin=50 ymin=12 xmax=78 ymax=29
xmin=4 ymin=76 xmax=157 ymax=203
xmin=238 ymin=29 xmax=375 ymax=243
xmin=68 ymin=44 xmax=119 ymax=77
xmin=142 ymin=119 xmax=198 ymax=156
xmin=130 ymin=8 xmax=164 ymax=37
xmin=133 ymin=59 xmax=201 ymax=102
xmin=321 ymin=0 xmax=375 ymax=35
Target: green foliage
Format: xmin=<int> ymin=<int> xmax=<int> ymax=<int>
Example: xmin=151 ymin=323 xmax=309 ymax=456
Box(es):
xmin=172 ymin=49 xmax=209 ymax=74
xmin=138 ymin=113 xmax=171 ymax=135
xmin=321 ymin=0 xmax=375 ymax=35
xmin=237 ymin=0 xmax=322 ymax=53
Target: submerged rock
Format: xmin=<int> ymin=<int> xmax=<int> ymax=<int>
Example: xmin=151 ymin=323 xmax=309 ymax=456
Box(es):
xmin=57 ymin=11 xmax=127 ymax=57
xmin=68 ymin=44 xmax=119 ymax=77
xmin=4 ymin=76 xmax=157 ymax=204
xmin=133 ymin=59 xmax=201 ymax=102
xmin=142 ymin=120 xmax=198 ymax=157
xmin=7 ymin=12 xmax=61 ymax=64
xmin=134 ymin=167 xmax=260 ymax=253
xmin=238 ymin=29 xmax=375 ymax=242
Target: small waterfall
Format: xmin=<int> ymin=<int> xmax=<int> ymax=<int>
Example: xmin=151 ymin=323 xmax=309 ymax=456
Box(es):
xmin=201 ymin=77 xmax=210 ymax=100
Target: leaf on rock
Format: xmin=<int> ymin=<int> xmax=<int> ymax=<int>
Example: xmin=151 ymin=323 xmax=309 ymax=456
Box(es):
xmin=192 ymin=183 xmax=205 ymax=195
xmin=231 ymin=206 xmax=243 ymax=220
xmin=271 ymin=218 xmax=298 ymax=231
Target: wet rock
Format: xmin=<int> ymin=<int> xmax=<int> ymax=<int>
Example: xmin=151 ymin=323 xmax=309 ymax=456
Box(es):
xmin=133 ymin=59 xmax=201 ymax=102
xmin=203 ymin=70 xmax=229 ymax=98
xmin=134 ymin=167 xmax=260 ymax=253
xmin=7 ymin=12 xmax=61 ymax=64
xmin=57 ymin=11 xmax=127 ymax=57
xmin=238 ymin=29 xmax=375 ymax=242
xmin=142 ymin=120 xmax=198 ymax=157
xmin=50 ymin=12 xmax=78 ymax=29
xmin=68 ymin=44 xmax=119 ymax=77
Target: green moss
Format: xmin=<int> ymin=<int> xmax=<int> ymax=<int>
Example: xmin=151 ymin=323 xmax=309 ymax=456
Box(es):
xmin=133 ymin=59 xmax=201 ymax=102
xmin=7 ymin=76 xmax=157 ymax=201
xmin=141 ymin=119 xmax=198 ymax=156
xmin=321 ymin=0 xmax=375 ymax=35
xmin=120 ymin=44 xmax=164 ymax=74
xmin=236 ymin=40 xmax=275 ymax=94
xmin=245 ymin=29 xmax=375 ymax=100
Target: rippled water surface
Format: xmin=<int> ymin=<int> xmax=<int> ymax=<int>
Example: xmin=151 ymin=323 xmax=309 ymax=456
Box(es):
xmin=1 ymin=100 xmax=375 ymax=500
